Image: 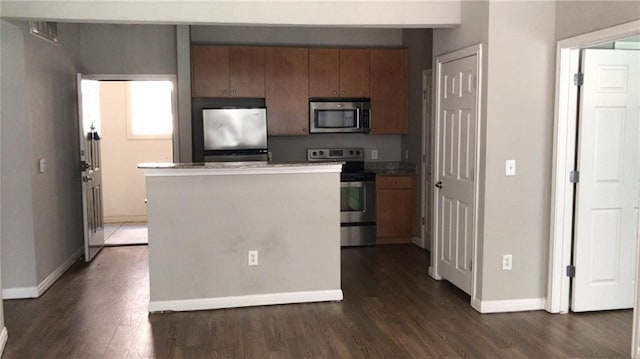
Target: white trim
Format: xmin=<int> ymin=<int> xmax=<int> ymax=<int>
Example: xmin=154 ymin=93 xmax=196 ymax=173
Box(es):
xmin=0 ymin=327 xmax=8 ymax=356
xmin=472 ymin=297 xmax=546 ymax=314
xmin=2 ymin=247 xmax=82 ymax=299
xmin=105 ymin=215 xmax=147 ymax=223
xmin=432 ymin=44 xmax=483 ymax=312
xmin=548 ymin=20 xmax=640 ymax=315
xmin=2 ymin=286 xmax=38 ymax=299
xmin=141 ymin=164 xmax=343 ymax=177
xmin=411 ymin=235 xmax=426 ymax=249
xmin=148 ymin=289 xmax=344 ymax=313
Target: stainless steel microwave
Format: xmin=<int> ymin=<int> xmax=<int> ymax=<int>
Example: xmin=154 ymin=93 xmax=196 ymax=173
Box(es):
xmin=309 ymin=98 xmax=371 ymax=134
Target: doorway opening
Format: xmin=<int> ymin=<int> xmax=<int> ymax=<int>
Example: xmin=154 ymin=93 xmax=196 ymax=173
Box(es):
xmin=547 ymin=19 xmax=640 ymax=357
xmin=79 ymin=75 xmax=177 ymax=253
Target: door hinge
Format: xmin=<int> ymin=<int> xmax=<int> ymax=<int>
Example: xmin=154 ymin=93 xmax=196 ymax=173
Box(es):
xmin=574 ymin=73 xmax=584 ymax=86
xmin=422 ymin=89 xmax=427 ymax=100
xmin=469 ymin=259 xmax=473 ymax=271
xmin=421 ymin=216 xmax=426 ymax=225
xmin=566 ymin=265 xmax=576 ymax=278
xmin=570 ymin=170 xmax=580 ymax=183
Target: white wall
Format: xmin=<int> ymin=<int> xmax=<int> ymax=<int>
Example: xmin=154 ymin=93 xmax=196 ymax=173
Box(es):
xmin=556 ymin=0 xmax=640 ymax=40
xmin=1 ymin=20 xmax=83 ymax=293
xmin=100 ymin=82 xmax=173 ymax=223
xmin=1 ymin=1 xmax=460 ymax=27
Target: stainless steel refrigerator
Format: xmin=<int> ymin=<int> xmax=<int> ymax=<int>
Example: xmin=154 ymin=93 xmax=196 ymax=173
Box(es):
xmin=202 ymin=108 xmax=268 ymax=162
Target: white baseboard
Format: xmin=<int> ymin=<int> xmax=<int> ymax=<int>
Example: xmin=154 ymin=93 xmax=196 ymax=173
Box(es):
xmin=411 ymin=236 xmax=425 ymax=249
xmin=105 ymin=215 xmax=147 ymax=224
xmin=428 ymin=266 xmax=442 ymax=280
xmin=0 ymin=327 xmax=7 ymax=356
xmin=149 ymin=289 xmax=344 ymax=313
xmin=3 ymin=247 xmax=83 ymax=299
xmin=472 ymin=297 xmax=546 ymax=313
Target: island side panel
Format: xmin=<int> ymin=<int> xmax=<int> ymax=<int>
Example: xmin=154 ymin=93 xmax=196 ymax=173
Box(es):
xmin=145 ymin=171 xmax=341 ymax=309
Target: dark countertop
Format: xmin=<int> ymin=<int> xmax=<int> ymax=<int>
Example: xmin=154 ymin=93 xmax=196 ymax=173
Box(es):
xmin=365 ymin=161 xmax=417 ymax=176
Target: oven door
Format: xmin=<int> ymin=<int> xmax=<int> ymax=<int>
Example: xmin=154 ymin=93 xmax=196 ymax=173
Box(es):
xmin=340 ymin=180 xmax=375 ymax=223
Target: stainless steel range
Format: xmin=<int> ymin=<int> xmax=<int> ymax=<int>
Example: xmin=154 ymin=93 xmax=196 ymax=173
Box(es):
xmin=307 ymin=148 xmax=376 ymax=246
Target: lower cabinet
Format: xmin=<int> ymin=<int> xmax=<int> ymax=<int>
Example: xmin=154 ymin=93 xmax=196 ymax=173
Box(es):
xmin=376 ymin=174 xmax=416 ymax=244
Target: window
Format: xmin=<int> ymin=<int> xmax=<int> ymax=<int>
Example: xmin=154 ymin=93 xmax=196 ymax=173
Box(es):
xmin=127 ymin=81 xmax=173 ymax=139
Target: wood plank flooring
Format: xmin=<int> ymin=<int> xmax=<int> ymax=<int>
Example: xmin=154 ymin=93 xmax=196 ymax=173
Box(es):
xmin=3 ymin=245 xmax=632 ymax=358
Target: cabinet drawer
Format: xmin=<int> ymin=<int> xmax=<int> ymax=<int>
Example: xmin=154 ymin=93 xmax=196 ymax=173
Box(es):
xmin=376 ymin=175 xmax=414 ymax=189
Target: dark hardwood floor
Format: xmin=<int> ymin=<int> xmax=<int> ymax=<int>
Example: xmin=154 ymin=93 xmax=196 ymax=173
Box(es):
xmin=3 ymin=245 xmax=632 ymax=358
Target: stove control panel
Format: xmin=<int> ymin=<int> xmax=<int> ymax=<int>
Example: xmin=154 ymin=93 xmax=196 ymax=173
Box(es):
xmin=307 ymin=147 xmax=365 ymax=162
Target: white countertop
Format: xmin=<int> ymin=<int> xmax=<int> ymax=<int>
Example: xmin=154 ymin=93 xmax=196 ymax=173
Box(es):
xmin=138 ymin=161 xmax=344 ymax=176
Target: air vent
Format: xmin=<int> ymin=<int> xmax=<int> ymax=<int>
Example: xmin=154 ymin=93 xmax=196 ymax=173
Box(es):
xmin=29 ymin=21 xmax=58 ymax=44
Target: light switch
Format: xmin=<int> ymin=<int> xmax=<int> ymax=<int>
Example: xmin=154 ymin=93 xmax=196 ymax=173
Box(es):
xmin=39 ymin=158 xmax=46 ymax=173
xmin=505 ymin=160 xmax=516 ymax=176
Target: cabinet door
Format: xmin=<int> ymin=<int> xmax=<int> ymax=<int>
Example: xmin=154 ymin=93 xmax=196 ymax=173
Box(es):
xmin=265 ymin=47 xmax=309 ymax=136
xmin=229 ymin=46 xmax=265 ymax=97
xmin=376 ymin=188 xmax=415 ymax=239
xmin=191 ymin=46 xmax=229 ymax=97
xmin=309 ymin=48 xmax=340 ymax=97
xmin=339 ymin=49 xmax=369 ymax=97
xmin=370 ymin=48 xmax=408 ymax=134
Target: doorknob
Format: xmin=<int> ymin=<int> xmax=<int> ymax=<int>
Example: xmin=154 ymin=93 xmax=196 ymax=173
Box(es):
xmin=435 ymin=181 xmax=443 ymax=189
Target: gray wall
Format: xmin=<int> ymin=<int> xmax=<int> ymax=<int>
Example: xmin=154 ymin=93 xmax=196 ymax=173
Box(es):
xmin=1 ymin=21 xmax=84 ymax=289
xmin=481 ymin=1 xmax=556 ymax=301
xmin=190 ymin=25 xmax=405 ymax=163
xmin=147 ymin=171 xmax=341 ymax=302
xmin=555 ymin=0 xmax=640 ymax=40
xmin=1 ymin=21 xmax=38 ymax=289
xmin=401 ymin=28 xmax=433 ymax=237
xmin=78 ymin=24 xmax=177 ymax=74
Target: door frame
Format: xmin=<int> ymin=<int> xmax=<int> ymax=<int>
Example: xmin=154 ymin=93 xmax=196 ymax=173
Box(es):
xmin=430 ymin=44 xmax=483 ymax=308
xmin=80 ymin=74 xmax=180 ymax=162
xmin=420 ymin=68 xmax=432 ymax=251
xmin=546 ymin=18 xmax=640 ymax=356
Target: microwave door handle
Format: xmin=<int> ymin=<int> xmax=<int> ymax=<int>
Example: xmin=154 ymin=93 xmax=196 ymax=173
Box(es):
xmin=356 ymin=108 xmax=361 ymax=130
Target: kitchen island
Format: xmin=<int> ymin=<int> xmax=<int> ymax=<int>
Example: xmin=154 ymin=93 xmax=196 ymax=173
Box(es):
xmin=139 ymin=162 xmax=343 ymax=312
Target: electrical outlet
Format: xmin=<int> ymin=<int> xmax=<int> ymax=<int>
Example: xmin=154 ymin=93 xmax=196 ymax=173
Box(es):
xmin=248 ymin=250 xmax=258 ymax=266
xmin=505 ymin=160 xmax=516 ymax=176
xmin=502 ymin=254 xmax=512 ymax=271
xmin=404 ymin=150 xmax=409 ymax=160
xmin=38 ymin=158 xmax=46 ymax=173
xmin=371 ymin=149 xmax=378 ymax=160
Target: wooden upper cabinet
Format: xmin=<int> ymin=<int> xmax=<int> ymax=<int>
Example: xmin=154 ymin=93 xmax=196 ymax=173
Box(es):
xmin=369 ymin=48 xmax=409 ymax=134
xmin=309 ymin=48 xmax=340 ymax=97
xmin=191 ymin=45 xmax=265 ymax=98
xmin=339 ymin=49 xmax=369 ymax=98
xmin=309 ymin=48 xmax=369 ymax=98
xmin=265 ymin=47 xmax=309 ymax=136
xmin=228 ymin=47 xmax=265 ymax=97
xmin=191 ymin=46 xmax=229 ymax=97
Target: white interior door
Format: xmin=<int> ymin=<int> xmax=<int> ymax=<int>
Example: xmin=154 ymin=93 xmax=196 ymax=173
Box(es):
xmin=434 ymin=54 xmax=478 ymax=294
xmin=572 ymin=49 xmax=640 ymax=312
xmin=77 ymin=74 xmax=105 ymax=261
